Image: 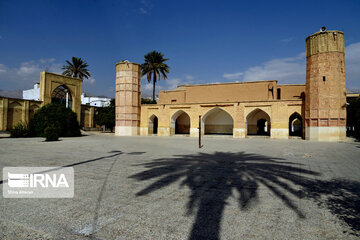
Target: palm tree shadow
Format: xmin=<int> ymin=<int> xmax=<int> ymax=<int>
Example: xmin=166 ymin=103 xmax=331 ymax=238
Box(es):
xmin=306 ymin=179 xmax=360 ymax=236
xmin=129 ymin=151 xmax=323 ymax=240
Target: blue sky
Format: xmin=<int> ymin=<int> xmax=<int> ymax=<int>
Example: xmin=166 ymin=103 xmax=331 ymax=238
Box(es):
xmin=1 ymin=0 xmax=360 ymax=97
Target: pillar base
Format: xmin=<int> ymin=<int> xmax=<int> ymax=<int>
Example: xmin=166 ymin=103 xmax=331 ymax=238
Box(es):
xmin=270 ymin=128 xmax=289 ymax=139
xmin=190 ymin=128 xmax=199 ymax=137
xmin=305 ymin=126 xmax=346 ymax=141
xmin=140 ymin=127 xmax=148 ymax=136
xmin=233 ymin=128 xmax=245 ymax=138
xmin=158 ymin=127 xmax=171 ymax=136
xmin=115 ymin=126 xmax=139 ymax=136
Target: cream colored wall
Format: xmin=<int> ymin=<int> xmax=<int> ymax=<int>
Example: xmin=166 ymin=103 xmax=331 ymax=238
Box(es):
xmin=159 ymin=90 xmax=186 ymax=105
xmin=158 ymin=81 xmax=306 ymax=105
xmin=140 ymin=100 xmax=303 ymax=139
xmin=158 ymin=81 xmax=279 ymax=104
xmin=81 ymin=105 xmax=95 ymax=128
xmin=0 ymin=97 xmax=41 ymax=131
xmin=277 ymin=85 xmax=305 ymax=100
xmin=0 ymin=96 xmax=95 ymax=131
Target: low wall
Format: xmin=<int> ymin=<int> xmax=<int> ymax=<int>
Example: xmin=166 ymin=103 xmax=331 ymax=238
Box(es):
xmin=205 ymin=124 xmax=233 ymax=134
xmin=0 ymin=97 xmax=42 ymax=131
xmin=0 ymin=97 xmax=96 ymax=131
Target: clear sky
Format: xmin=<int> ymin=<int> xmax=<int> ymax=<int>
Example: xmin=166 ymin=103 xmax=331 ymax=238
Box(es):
xmin=1 ymin=0 xmax=360 ymax=97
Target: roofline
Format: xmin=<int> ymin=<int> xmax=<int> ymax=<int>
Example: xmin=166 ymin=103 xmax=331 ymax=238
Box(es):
xmin=0 ymin=96 xmax=42 ymax=102
xmin=177 ymin=80 xmax=278 ymax=88
xmin=277 ymin=84 xmax=306 ymax=86
xmin=306 ymin=30 xmax=344 ymax=41
xmin=41 ymin=71 xmax=82 ymax=81
xmin=115 ymin=61 xmax=141 ymax=66
xmin=159 ymin=80 xmax=280 ymax=93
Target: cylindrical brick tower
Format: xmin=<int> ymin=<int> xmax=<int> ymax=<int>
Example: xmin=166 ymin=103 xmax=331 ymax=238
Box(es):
xmin=305 ymin=29 xmax=346 ymax=141
xmin=115 ymin=61 xmax=141 ymax=136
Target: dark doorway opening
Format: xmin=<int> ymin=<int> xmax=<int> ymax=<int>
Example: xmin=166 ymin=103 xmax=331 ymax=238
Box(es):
xmin=257 ymin=119 xmax=269 ymax=135
xmin=289 ymin=113 xmax=302 ymax=137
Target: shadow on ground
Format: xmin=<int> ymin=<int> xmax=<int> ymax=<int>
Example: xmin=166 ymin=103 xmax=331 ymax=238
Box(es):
xmin=129 ymin=151 xmax=360 ymax=239
xmin=0 ymin=151 xmax=125 ymax=185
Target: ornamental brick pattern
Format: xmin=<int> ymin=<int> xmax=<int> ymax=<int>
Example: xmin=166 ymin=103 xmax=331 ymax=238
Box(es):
xmin=305 ymin=30 xmax=346 ymax=140
xmin=115 ymin=62 xmax=141 ymax=135
xmin=305 ymin=31 xmax=346 ymax=127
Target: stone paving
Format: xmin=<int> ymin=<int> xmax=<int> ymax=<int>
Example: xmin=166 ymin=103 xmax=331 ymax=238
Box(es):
xmin=0 ymin=134 xmax=360 ymax=239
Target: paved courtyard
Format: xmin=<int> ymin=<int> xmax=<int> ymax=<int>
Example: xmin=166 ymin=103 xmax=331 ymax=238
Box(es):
xmin=1 ymin=134 xmax=360 ymax=239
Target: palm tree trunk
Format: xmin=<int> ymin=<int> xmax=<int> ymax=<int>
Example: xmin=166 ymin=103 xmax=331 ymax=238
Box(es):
xmin=153 ymin=71 xmax=156 ymax=102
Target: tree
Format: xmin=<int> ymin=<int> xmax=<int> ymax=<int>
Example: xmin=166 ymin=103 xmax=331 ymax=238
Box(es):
xmin=94 ymin=99 xmax=115 ymax=132
xmin=29 ymin=103 xmax=81 ymax=137
xmin=141 ymin=51 xmax=170 ymax=101
xmin=62 ymin=57 xmax=91 ymax=80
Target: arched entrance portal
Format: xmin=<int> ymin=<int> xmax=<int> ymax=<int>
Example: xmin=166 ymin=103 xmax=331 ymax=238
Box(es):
xmin=289 ymin=112 xmax=303 ymax=137
xmin=246 ymin=109 xmax=271 ymax=136
xmin=149 ymin=115 xmax=158 ymax=135
xmin=203 ymin=108 xmax=233 ymax=135
xmin=52 ymin=85 xmax=72 ymax=109
xmin=171 ymin=110 xmax=190 ymax=135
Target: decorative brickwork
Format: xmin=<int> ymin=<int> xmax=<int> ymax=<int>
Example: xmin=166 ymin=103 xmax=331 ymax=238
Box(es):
xmin=305 ymin=30 xmax=346 ymax=140
xmin=115 ymin=61 xmax=141 ymax=136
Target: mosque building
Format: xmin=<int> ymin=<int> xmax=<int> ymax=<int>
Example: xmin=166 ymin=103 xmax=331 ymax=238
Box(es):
xmin=115 ymin=28 xmax=347 ymax=141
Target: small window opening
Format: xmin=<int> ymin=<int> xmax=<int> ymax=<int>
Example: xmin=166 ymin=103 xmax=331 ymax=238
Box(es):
xmin=277 ymin=88 xmax=281 ymax=100
xmin=171 ymin=99 xmax=177 ymax=103
xmin=323 ymin=76 xmax=326 ymax=82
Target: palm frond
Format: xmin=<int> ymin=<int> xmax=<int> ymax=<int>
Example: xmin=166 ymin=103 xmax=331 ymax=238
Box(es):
xmin=61 ymin=57 xmax=91 ymax=80
xmin=141 ymin=51 xmax=170 ymax=100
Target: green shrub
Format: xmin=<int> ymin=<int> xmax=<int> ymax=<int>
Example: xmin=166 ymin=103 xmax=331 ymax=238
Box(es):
xmin=29 ymin=103 xmax=81 ymax=137
xmin=44 ymin=125 xmax=60 ymax=141
xmin=94 ymin=99 xmax=115 ymax=132
xmin=9 ymin=121 xmax=30 ymax=138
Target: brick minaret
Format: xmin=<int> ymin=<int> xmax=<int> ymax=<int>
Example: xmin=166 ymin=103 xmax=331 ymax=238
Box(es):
xmin=305 ymin=29 xmax=346 ymax=141
xmin=115 ymin=61 xmax=141 ymax=136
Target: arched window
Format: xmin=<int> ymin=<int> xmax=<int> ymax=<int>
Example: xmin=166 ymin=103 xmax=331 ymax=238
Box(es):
xmin=52 ymin=85 xmax=72 ymax=109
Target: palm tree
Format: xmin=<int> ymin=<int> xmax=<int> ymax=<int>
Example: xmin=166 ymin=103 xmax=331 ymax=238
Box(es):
xmin=62 ymin=57 xmax=91 ymax=80
xmin=141 ymin=51 xmax=170 ymax=101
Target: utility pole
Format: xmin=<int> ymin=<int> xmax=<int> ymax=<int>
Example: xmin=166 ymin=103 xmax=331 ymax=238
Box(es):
xmin=199 ymin=115 xmax=202 ymax=148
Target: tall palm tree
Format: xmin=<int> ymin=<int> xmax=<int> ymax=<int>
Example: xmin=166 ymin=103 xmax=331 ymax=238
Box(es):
xmin=141 ymin=51 xmax=170 ymax=101
xmin=62 ymin=57 xmax=91 ymax=80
